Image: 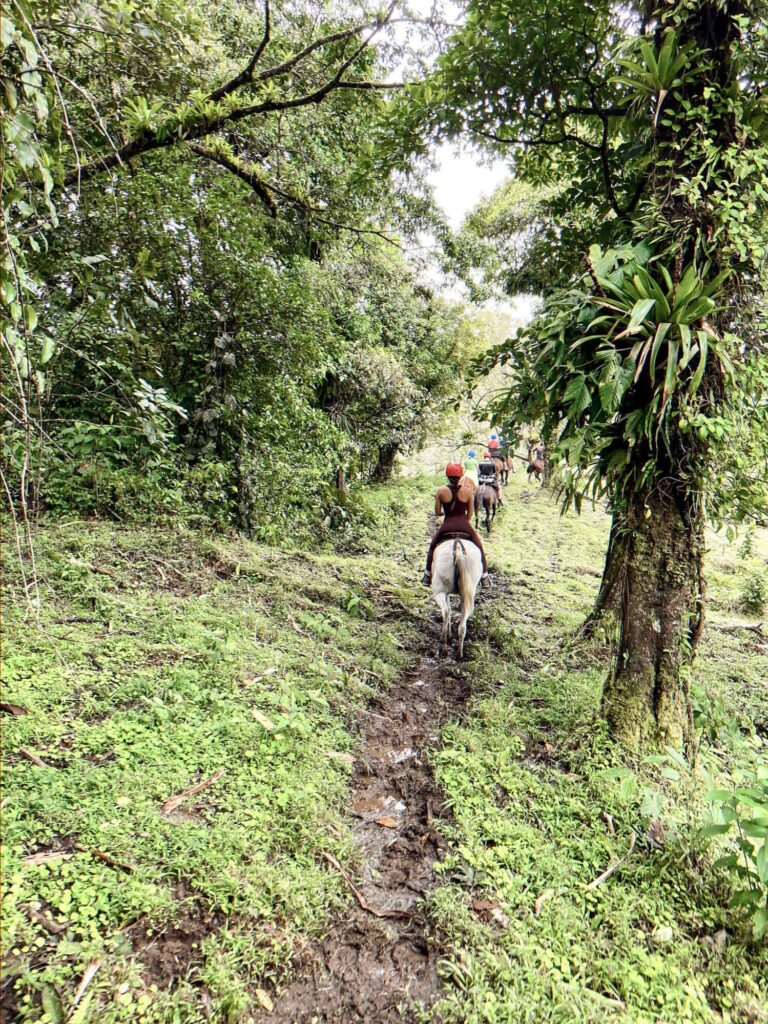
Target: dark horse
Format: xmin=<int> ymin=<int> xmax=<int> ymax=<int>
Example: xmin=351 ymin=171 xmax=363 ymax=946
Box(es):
xmin=474 ymin=482 xmax=499 ymax=533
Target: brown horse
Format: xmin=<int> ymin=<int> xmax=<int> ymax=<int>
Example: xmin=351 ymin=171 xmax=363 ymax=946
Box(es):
xmin=474 ymin=482 xmax=499 ymax=533
xmin=527 ymin=444 xmax=545 ymax=483
xmin=494 ymin=454 xmax=516 ymax=485
xmin=492 ymin=455 xmax=508 ymax=485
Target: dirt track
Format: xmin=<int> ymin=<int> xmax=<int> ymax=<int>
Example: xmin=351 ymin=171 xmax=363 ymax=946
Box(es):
xmin=269 ymin=631 xmax=473 ymax=1023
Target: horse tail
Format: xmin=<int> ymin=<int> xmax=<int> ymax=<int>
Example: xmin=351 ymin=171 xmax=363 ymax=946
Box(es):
xmin=452 ymin=538 xmax=463 ymax=593
xmin=454 ymin=539 xmax=472 ymax=602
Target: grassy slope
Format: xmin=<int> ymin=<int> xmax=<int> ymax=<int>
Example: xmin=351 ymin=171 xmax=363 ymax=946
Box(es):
xmin=1 ymin=486 xmax=431 ymax=1023
xmin=2 ymin=472 xmax=767 ymax=1023
xmin=427 ymin=471 xmax=768 ymax=1024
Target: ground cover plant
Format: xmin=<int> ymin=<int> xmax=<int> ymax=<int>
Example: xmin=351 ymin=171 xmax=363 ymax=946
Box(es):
xmin=1 ymin=489 xmax=431 ymax=1023
xmin=3 ymin=471 xmax=766 ymax=1022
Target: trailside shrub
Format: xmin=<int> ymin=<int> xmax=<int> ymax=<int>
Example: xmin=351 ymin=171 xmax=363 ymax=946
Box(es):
xmin=740 ymin=569 xmax=768 ymax=616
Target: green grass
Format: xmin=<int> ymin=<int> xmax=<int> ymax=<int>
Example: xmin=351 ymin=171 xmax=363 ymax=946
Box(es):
xmin=1 ymin=503 xmax=431 ymax=1024
xmin=2 ymin=470 xmax=766 ymax=1023
xmin=424 ymin=471 xmax=768 ymax=1024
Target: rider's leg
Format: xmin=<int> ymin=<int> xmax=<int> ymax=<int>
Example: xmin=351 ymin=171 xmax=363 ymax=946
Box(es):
xmin=422 ymin=530 xmax=443 ymax=585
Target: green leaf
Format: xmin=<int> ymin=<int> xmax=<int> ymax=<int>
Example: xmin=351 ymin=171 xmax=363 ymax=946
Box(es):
xmin=662 ymin=337 xmax=679 ymax=401
xmin=647 ymin=322 xmax=671 ymax=381
xmin=624 ymin=297 xmax=656 ymax=335
xmin=23 ymin=304 xmax=38 ymax=331
xmin=699 ymin=823 xmax=731 ymax=837
xmin=706 ymin=789 xmax=734 ymax=803
xmin=41 ymin=985 xmax=64 ymax=1024
xmin=690 ymin=331 xmax=709 ymax=393
xmin=39 ymin=334 xmax=55 ymax=365
xmin=729 ymin=889 xmax=763 ymax=908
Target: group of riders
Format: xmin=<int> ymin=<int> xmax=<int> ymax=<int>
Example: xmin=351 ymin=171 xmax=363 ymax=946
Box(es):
xmin=422 ymin=431 xmax=511 ymax=588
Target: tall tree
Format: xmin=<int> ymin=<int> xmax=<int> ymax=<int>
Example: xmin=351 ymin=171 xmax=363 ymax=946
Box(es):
xmin=382 ymin=0 xmax=768 ymax=753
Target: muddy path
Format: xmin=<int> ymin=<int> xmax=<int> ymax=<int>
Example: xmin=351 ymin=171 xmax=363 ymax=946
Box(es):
xmin=269 ymin=627 xmax=474 ymax=1024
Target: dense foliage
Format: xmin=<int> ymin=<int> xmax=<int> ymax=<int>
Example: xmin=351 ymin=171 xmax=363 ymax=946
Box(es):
xmin=1 ymin=0 xmax=471 ymax=540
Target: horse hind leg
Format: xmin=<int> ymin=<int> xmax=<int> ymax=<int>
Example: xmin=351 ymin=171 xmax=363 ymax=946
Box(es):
xmin=457 ymin=588 xmax=476 ymax=660
xmin=435 ymin=592 xmax=451 ymax=646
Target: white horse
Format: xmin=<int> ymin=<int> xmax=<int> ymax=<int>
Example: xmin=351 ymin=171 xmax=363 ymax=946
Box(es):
xmin=431 ymin=538 xmax=484 ymax=658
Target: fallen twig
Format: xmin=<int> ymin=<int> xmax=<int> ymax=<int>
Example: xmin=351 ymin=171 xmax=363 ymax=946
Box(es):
xmin=601 ymin=810 xmax=615 ymax=834
xmin=587 ymin=832 xmax=637 ymax=890
xmin=18 ymin=747 xmax=54 ymax=768
xmin=52 ymin=616 xmax=105 ymax=625
xmin=23 ymin=850 xmax=73 ymax=866
xmin=74 ymin=844 xmax=133 ymax=873
xmin=160 ymin=770 xmax=226 ymax=816
xmin=321 ymin=851 xmax=411 ymax=920
xmin=23 ymin=903 xmax=69 ymax=935
xmin=68 ymin=961 xmax=101 ymax=1018
xmin=68 ymin=556 xmax=117 ymax=579
xmin=711 ymin=621 xmax=764 ymax=636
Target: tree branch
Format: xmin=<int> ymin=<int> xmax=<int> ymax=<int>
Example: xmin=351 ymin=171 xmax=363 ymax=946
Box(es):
xmin=61 ymin=7 xmax=403 ymax=189
xmin=259 ymin=178 xmax=402 ymax=247
xmin=186 ymin=142 xmax=276 ymax=215
xmin=185 ymin=143 xmax=400 ymax=246
xmin=207 ymin=0 xmax=271 ymax=103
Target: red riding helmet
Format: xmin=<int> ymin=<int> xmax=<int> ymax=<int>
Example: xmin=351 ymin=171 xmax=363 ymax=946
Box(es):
xmin=446 ymin=462 xmax=464 ymax=479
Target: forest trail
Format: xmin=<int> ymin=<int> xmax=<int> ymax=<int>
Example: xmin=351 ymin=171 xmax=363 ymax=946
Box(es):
xmin=269 ymin=637 xmax=471 ymax=1023
xmin=3 ymin=473 xmax=768 ymax=1024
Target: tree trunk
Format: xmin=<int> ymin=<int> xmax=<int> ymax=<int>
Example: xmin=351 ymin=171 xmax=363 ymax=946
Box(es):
xmin=581 ymin=510 xmax=628 ymax=636
xmin=601 ymin=484 xmax=705 ymax=757
xmin=334 ymin=466 xmax=348 ymax=495
xmin=372 ymin=442 xmax=399 ymax=482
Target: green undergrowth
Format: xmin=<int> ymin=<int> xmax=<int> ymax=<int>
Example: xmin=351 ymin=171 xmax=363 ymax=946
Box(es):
xmin=3 ymin=470 xmax=767 ymax=1024
xmin=425 ymin=471 xmax=768 ymax=1024
xmin=1 ymin=492 xmax=431 ymax=1024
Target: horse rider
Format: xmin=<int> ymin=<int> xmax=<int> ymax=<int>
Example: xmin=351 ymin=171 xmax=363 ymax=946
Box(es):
xmin=422 ymin=462 xmax=489 ymax=586
xmin=464 ymin=449 xmax=479 ymax=485
xmin=480 ymin=452 xmax=504 ymax=505
xmin=487 ymin=431 xmax=501 ymax=453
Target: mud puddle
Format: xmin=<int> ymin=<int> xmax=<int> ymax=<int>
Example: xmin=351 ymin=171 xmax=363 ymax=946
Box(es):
xmin=268 ymin=635 xmax=472 ymax=1024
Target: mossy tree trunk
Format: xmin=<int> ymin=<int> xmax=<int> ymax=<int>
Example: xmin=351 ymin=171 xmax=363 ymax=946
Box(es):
xmin=582 ymin=510 xmax=628 ymax=636
xmin=372 ymin=442 xmax=399 ymax=482
xmin=601 ymin=484 xmax=705 ymax=757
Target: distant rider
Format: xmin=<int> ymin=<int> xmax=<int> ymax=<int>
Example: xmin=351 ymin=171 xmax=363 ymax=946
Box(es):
xmin=464 ymin=450 xmax=479 ymax=486
xmin=422 ymin=463 xmax=489 ymax=586
xmin=487 ymin=431 xmax=501 ymax=452
xmin=480 ymin=452 xmax=503 ymax=506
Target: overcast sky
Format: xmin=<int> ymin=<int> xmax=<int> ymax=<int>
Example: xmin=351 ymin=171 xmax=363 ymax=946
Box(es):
xmin=426 ymin=143 xmax=509 ymax=229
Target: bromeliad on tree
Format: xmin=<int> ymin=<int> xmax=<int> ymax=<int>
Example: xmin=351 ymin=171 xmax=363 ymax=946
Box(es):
xmin=387 ymin=0 xmax=768 ymax=755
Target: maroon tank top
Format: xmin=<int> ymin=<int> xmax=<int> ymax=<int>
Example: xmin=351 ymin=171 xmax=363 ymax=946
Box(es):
xmin=440 ymin=485 xmax=471 ymax=521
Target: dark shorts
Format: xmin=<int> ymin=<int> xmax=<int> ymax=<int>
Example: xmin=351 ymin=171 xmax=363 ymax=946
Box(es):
xmin=426 ymin=517 xmax=486 ymax=572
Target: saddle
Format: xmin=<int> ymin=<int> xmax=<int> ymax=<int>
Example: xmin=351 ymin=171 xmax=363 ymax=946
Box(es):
xmin=478 ymin=463 xmax=499 ymax=489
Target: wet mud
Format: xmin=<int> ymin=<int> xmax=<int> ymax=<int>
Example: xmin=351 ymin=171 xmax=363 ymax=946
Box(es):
xmin=269 ymin=631 xmax=473 ymax=1024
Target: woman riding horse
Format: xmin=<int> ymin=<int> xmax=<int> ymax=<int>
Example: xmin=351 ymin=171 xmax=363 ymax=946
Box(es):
xmin=422 ymin=463 xmax=489 ymax=586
